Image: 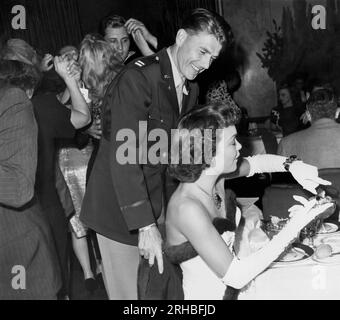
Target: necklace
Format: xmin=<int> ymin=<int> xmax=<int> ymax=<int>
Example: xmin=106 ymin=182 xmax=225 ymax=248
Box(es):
xmin=195 ymin=184 xmax=223 ymax=210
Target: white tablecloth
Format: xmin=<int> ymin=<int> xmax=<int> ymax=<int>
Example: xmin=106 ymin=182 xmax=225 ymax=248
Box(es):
xmin=237 ymin=232 xmax=340 ymax=300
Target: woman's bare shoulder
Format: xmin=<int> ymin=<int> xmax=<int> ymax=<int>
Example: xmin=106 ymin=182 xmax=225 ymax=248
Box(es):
xmin=167 ymin=192 xmax=211 ymax=231
xmin=166 ymin=193 xmax=212 ymax=245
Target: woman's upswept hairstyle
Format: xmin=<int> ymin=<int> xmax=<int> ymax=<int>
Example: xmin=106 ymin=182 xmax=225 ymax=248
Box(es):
xmin=169 ymin=102 xmax=241 ymax=183
xmin=79 ymin=33 xmax=123 ymax=104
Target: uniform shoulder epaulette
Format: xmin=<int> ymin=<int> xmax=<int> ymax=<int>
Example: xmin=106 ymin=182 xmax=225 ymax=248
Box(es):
xmin=134 ymin=55 xmax=160 ymax=68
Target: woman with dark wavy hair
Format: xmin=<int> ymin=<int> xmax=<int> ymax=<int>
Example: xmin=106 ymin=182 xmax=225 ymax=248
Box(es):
xmin=165 ymin=102 xmax=333 ymax=300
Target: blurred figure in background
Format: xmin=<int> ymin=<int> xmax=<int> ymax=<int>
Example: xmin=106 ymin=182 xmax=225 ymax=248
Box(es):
xmin=205 ymin=69 xmax=248 ymax=135
xmin=0 ymin=59 xmax=61 ymax=299
xmin=56 ymin=35 xmax=123 ymax=293
xmin=100 ymin=14 xmax=159 ymax=64
xmin=32 ymin=50 xmax=90 ymax=299
xmin=0 ymin=38 xmax=53 ymax=72
xmin=268 ymin=83 xmax=305 ymax=136
xmin=56 ymin=44 xmax=97 ymax=293
xmin=278 ymin=88 xmax=340 ymax=169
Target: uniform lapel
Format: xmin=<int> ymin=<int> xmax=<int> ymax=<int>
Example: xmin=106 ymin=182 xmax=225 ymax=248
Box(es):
xmin=181 ymin=80 xmax=198 ymax=116
xmin=158 ymin=49 xmax=180 ymax=119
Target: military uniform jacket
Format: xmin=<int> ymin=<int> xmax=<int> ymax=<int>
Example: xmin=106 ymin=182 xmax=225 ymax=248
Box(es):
xmin=80 ymin=48 xmax=199 ymax=245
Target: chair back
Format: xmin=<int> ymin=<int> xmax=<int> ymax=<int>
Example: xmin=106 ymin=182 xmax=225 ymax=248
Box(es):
xmin=262 ymin=184 xmax=311 ymax=220
xmin=260 ymin=129 xmax=278 ymax=154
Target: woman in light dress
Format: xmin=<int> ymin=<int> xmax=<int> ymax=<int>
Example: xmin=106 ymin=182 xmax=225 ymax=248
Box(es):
xmin=57 ymin=35 xmax=123 ymax=292
xmin=165 ymin=102 xmax=333 ymax=300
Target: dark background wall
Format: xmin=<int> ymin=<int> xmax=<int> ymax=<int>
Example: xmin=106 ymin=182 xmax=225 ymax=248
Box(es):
xmin=222 ymin=0 xmax=333 ymax=117
xmin=77 ymin=0 xmax=164 ymax=36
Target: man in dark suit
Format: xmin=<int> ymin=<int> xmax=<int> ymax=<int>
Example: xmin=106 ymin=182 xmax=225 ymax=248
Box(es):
xmin=0 ymin=60 xmax=61 ymax=299
xmin=81 ymin=8 xmax=233 ymax=299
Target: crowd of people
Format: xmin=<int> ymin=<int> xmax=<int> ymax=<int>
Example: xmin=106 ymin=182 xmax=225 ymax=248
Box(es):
xmin=0 ymin=8 xmax=337 ymax=300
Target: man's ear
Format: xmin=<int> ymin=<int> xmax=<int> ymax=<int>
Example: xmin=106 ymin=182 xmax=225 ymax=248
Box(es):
xmin=176 ymin=29 xmax=188 ymax=47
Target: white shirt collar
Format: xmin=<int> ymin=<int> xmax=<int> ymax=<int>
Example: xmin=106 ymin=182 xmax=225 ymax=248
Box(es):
xmin=166 ymin=47 xmax=186 ymax=91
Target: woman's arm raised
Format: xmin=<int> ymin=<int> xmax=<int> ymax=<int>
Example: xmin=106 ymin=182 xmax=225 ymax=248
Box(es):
xmin=224 ymin=155 xmax=331 ymax=194
xmin=54 ymin=57 xmax=91 ymax=129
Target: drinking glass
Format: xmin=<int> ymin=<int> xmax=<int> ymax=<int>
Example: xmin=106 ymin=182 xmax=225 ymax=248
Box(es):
xmin=300 ymin=219 xmax=321 ymax=248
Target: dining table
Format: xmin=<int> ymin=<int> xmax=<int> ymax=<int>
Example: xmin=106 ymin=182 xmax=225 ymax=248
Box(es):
xmin=236 ymin=215 xmax=340 ymax=300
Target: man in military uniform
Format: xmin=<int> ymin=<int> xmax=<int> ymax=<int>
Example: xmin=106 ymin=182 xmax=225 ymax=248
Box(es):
xmin=81 ymin=8 xmax=233 ymax=299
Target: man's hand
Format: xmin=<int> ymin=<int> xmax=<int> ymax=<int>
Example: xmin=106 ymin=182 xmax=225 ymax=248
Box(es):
xmin=40 ymin=54 xmax=54 ymax=72
xmin=289 ymin=161 xmax=331 ymax=194
xmin=125 ymin=18 xmax=152 ymax=41
xmin=125 ymin=18 xmax=158 ymax=50
xmin=138 ymin=224 xmax=164 ymax=274
xmin=131 ymin=29 xmax=155 ymax=56
xmin=86 ymin=119 xmax=102 ymax=139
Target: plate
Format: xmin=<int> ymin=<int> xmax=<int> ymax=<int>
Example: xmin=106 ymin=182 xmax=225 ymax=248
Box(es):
xmin=312 ymin=252 xmax=340 ymax=265
xmin=317 ymin=222 xmax=340 ymax=234
xmin=320 ymin=233 xmax=340 ymax=252
xmin=272 ymin=243 xmax=314 ymax=267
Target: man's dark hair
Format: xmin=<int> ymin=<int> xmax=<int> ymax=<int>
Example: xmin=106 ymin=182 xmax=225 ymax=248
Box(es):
xmin=307 ymin=88 xmax=338 ymax=121
xmin=180 ymin=8 xmax=234 ymax=49
xmin=100 ymin=14 xmax=126 ymax=36
xmin=168 ymin=102 xmax=241 ymax=183
xmin=0 ymin=59 xmax=41 ymax=91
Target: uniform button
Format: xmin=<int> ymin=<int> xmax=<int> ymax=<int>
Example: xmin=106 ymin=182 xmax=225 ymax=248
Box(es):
xmin=155 ymin=56 xmax=159 ymax=61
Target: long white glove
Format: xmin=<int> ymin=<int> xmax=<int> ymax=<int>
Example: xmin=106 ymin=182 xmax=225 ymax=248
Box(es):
xmin=245 ymin=155 xmax=331 ymax=194
xmin=221 ymin=198 xmax=334 ymax=289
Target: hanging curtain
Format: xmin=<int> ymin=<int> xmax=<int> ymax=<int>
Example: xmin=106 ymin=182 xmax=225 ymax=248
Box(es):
xmin=0 ymin=0 xmax=83 ymax=54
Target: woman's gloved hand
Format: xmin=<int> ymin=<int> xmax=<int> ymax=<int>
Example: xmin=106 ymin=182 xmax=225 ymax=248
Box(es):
xmin=288 ymin=161 xmax=331 ymax=194
xmin=288 ymin=195 xmax=335 ymax=229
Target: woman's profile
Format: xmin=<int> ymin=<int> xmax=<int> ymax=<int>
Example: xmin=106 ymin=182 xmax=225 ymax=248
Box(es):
xmin=165 ymin=102 xmax=333 ymax=300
